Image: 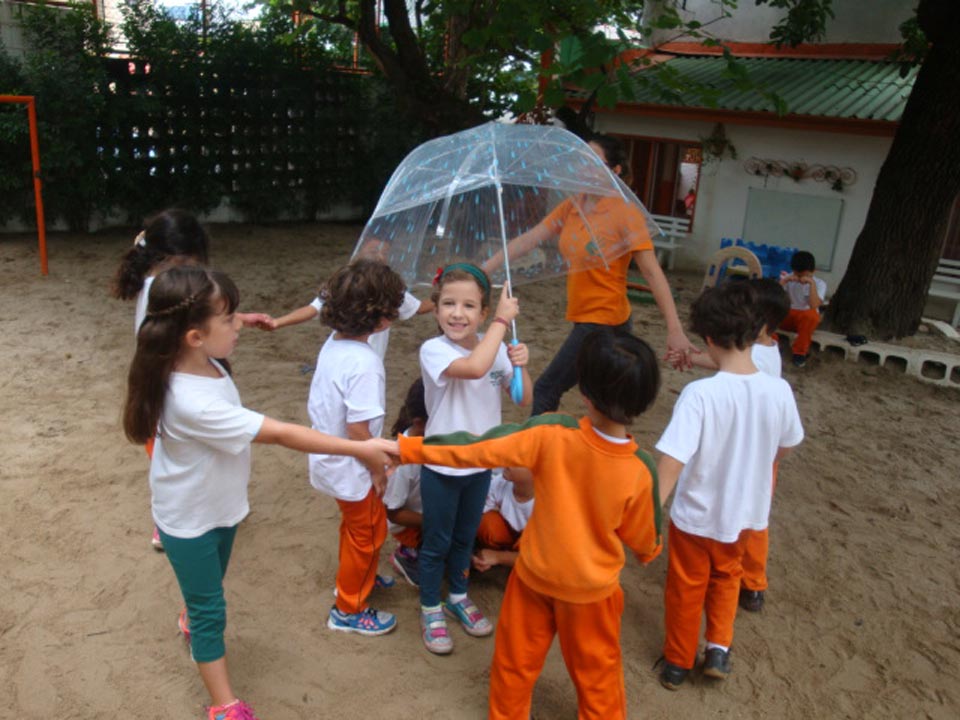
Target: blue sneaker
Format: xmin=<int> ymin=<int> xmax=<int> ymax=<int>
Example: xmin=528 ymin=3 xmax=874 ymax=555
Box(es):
xmin=327 ymin=606 xmax=397 ymax=636
xmin=390 ymin=547 xmax=420 ymax=587
xmin=444 ymin=596 xmax=493 ymax=637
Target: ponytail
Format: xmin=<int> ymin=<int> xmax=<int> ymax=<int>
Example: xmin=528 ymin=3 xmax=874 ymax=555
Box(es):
xmin=111 ymin=209 xmax=210 ymax=300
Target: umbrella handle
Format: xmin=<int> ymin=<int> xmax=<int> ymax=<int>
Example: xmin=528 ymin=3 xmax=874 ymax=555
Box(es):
xmin=509 ymin=338 xmax=524 ymax=405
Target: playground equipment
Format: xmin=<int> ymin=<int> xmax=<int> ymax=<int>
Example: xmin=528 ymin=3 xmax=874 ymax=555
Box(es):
xmin=0 ymin=95 xmax=48 ymax=275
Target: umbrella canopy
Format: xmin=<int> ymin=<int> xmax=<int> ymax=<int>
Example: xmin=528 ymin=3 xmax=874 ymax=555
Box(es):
xmin=352 ymin=122 xmax=662 ymax=288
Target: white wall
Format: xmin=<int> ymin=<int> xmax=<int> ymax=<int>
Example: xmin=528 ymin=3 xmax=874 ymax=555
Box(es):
xmin=596 ymin=112 xmax=893 ymax=292
xmin=644 ymin=0 xmax=913 ymax=47
xmin=1 ymin=2 xmax=28 ymax=57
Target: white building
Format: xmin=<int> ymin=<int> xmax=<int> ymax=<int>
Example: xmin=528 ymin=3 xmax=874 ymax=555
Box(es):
xmin=580 ymin=0 xmax=958 ymax=298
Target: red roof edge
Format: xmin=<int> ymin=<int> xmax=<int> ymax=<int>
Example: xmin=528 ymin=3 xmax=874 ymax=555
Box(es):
xmin=654 ymin=41 xmax=902 ymax=61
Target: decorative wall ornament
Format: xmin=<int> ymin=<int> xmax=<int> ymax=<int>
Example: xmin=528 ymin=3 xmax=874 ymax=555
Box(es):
xmin=743 ymin=157 xmax=857 ymax=192
xmin=700 ymin=123 xmax=737 ymax=163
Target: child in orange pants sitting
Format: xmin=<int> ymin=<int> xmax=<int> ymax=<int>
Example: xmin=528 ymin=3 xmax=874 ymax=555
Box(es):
xmin=779 ymin=250 xmax=826 ymax=368
xmin=472 ymin=467 xmax=534 ymax=572
xmin=656 ymin=282 xmax=804 ymax=689
xmin=384 ymin=329 xmax=662 ymax=720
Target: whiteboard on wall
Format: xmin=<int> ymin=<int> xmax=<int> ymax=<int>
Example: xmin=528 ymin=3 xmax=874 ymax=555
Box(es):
xmin=742 ymin=188 xmax=843 ymax=271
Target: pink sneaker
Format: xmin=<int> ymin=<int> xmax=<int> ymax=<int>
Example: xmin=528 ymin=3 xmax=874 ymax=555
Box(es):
xmin=151 ymin=526 xmax=164 ymax=552
xmin=420 ymin=607 xmax=453 ymax=654
xmin=206 ymin=699 xmax=259 ymax=720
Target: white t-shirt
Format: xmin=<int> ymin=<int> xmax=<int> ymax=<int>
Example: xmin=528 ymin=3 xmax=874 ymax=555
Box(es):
xmin=420 ymin=334 xmax=513 ymax=476
xmin=150 ymin=359 xmax=265 ymax=539
xmin=134 ymin=275 xmax=155 ymax=335
xmin=307 ymin=334 xmax=385 ymax=501
xmin=784 ymin=277 xmax=827 ymax=310
xmin=751 ymin=341 xmax=782 ymax=378
xmin=383 ymin=453 xmax=423 ymax=535
xmin=310 ymin=291 xmax=420 ymax=360
xmin=656 ymin=371 xmax=804 ymax=543
xmin=482 ymin=471 xmax=534 ymax=533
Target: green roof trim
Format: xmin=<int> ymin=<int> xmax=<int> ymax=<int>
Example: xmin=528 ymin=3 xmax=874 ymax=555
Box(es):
xmin=615 ymin=56 xmax=919 ymax=122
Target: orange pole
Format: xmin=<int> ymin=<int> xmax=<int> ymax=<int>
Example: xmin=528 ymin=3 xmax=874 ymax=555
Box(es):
xmin=26 ymin=98 xmax=48 ymax=276
xmin=1 ymin=95 xmax=48 ymax=275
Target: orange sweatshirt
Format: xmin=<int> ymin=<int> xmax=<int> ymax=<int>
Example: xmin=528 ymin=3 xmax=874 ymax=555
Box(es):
xmin=398 ymin=415 xmax=662 ymax=603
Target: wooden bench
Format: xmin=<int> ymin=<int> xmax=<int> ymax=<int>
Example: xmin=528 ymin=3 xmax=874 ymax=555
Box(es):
xmin=650 ymin=214 xmax=690 ymax=271
xmin=929 ymin=258 xmax=960 ymax=327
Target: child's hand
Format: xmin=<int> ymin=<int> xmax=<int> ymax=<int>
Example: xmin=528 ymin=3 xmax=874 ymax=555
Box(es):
xmin=239 ymin=312 xmax=276 ymax=331
xmin=370 ymin=437 xmax=401 ymax=460
xmin=471 ymin=549 xmax=500 ymax=573
xmin=356 ymin=440 xmax=394 ymax=496
xmin=493 ymin=284 xmax=520 ymax=324
xmin=507 ymin=342 xmax=529 ymax=367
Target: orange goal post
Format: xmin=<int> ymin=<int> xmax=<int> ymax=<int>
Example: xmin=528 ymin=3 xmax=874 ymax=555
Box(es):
xmin=1 ymin=95 xmax=48 ymax=275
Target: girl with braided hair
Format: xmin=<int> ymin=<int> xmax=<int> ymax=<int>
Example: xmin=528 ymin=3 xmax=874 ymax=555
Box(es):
xmin=123 ymin=265 xmax=393 ymax=720
xmin=112 ymin=209 xmax=271 ymax=550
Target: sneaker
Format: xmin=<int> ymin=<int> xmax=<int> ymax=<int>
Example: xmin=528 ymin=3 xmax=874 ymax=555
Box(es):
xmin=390 ymin=548 xmax=420 ymax=587
xmin=327 ymin=606 xmax=397 ymax=636
xmin=420 ymin=607 xmax=454 ymax=654
xmin=178 ymin=607 xmax=191 ymax=644
xmin=152 ymin=526 xmax=164 ymax=552
xmin=656 ymin=658 xmax=689 ymax=691
xmin=206 ymin=699 xmax=259 ymax=720
xmin=792 ymin=353 xmax=808 ymax=368
xmin=702 ymin=647 xmax=732 ymax=679
xmin=443 ymin=596 xmax=493 ymax=637
xmin=739 ymin=588 xmax=765 ymax=612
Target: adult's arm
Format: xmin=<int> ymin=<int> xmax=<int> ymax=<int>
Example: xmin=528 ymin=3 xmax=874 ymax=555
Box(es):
xmin=632 ymin=249 xmax=698 ymax=370
xmin=482 ymin=222 xmax=556 ymax=276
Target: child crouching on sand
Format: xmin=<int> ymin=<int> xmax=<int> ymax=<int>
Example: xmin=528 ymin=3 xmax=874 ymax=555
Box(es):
xmin=379 ymin=328 xmax=662 ymax=720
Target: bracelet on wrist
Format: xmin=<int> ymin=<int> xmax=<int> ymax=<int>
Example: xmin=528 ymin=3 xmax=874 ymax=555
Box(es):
xmin=493 ymin=316 xmax=510 ymax=328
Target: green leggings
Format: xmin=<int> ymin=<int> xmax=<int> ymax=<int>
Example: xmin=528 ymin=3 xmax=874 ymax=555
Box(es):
xmin=158 ymin=525 xmax=237 ymax=663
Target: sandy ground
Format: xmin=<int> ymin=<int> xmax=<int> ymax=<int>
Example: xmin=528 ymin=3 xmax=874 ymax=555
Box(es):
xmin=1 ymin=222 xmax=959 ymax=720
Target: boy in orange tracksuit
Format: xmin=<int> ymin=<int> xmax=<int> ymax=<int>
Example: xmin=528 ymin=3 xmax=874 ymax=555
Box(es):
xmin=656 ymin=282 xmax=804 ymax=689
xmin=385 ymin=329 xmax=662 ymax=720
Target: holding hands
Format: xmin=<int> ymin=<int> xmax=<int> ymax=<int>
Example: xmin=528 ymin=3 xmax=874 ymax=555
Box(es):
xmin=238 ymin=312 xmax=277 ymax=331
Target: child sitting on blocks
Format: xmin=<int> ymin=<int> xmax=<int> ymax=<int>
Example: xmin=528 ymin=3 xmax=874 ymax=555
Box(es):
xmin=779 ymin=250 xmax=827 ymax=368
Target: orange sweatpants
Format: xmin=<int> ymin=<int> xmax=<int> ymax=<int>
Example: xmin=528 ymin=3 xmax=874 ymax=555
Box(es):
xmin=740 ymin=461 xmax=779 ymax=592
xmin=477 ymin=510 xmax=521 ymax=550
xmin=489 ymin=573 xmax=626 ymax=720
xmin=392 ymin=526 xmax=421 ymax=550
xmin=781 ymin=308 xmax=821 ymax=355
xmin=663 ymin=522 xmax=743 ymax=669
xmin=334 ymin=488 xmax=387 ymax=615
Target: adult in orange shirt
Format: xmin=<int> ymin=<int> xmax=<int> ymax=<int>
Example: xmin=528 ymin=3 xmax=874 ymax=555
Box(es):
xmin=382 ymin=329 xmax=663 ymax=720
xmin=484 ymin=134 xmax=696 ymax=415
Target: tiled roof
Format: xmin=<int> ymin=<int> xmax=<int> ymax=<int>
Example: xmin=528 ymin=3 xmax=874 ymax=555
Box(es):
xmin=616 ymin=55 xmax=919 ymax=122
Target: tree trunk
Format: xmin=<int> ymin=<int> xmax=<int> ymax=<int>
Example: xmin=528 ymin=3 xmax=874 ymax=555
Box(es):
xmin=826 ymin=0 xmax=960 ymax=338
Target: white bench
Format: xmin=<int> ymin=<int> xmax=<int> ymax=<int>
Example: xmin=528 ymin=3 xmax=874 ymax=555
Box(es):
xmin=650 ymin=214 xmax=690 ymax=271
xmin=929 ymin=258 xmax=960 ymax=327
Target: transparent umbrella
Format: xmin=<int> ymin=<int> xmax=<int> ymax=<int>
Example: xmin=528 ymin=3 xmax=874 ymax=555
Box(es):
xmin=352 ymin=121 xmax=662 ymax=400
